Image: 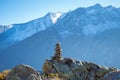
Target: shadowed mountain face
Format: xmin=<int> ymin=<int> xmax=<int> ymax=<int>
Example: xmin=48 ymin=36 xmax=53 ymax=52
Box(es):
xmin=0 ymin=4 xmax=120 ymax=71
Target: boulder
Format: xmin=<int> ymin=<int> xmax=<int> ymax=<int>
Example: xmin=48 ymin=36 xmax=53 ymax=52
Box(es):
xmin=104 ymin=71 xmax=120 ymax=80
xmin=6 ymin=64 xmax=41 ymax=80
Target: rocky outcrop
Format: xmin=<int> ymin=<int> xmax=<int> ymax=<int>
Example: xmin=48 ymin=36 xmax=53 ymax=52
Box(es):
xmin=6 ymin=64 xmax=41 ymax=80
xmin=43 ymin=58 xmax=119 ymax=80
xmin=104 ymin=71 xmax=120 ymax=80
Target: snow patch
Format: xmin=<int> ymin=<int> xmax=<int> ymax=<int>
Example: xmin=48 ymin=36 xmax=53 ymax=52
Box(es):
xmin=8 ymin=25 xmax=13 ymax=28
xmin=0 ymin=25 xmax=13 ymax=33
xmin=50 ymin=12 xmax=62 ymax=23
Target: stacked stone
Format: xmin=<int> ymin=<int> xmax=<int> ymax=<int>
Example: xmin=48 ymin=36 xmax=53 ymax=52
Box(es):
xmin=52 ymin=43 xmax=63 ymax=60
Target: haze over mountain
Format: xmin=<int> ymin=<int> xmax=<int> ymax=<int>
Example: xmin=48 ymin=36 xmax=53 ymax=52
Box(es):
xmin=0 ymin=4 xmax=120 ymax=71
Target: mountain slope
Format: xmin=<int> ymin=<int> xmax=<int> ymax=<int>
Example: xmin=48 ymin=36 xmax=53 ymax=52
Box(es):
xmin=0 ymin=27 xmax=120 ymax=71
xmin=0 ymin=28 xmax=60 ymax=71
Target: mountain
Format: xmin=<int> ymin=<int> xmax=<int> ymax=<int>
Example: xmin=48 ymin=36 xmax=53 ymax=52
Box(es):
xmin=0 ymin=4 xmax=120 ymax=71
xmin=0 ymin=12 xmax=63 ymax=50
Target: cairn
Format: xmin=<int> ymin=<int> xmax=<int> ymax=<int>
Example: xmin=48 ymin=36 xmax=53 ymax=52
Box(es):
xmin=52 ymin=43 xmax=63 ymax=60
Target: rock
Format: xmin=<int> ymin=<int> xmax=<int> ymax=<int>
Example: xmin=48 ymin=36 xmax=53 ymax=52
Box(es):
xmin=43 ymin=58 xmax=118 ymax=80
xmin=6 ymin=64 xmax=42 ymax=80
xmin=104 ymin=71 xmax=120 ymax=80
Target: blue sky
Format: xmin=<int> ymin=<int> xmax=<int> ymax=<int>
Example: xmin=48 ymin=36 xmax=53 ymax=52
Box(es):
xmin=0 ymin=0 xmax=120 ymax=25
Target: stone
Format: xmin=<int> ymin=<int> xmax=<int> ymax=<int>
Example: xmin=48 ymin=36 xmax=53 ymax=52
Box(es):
xmin=52 ymin=43 xmax=63 ymax=60
xmin=104 ymin=71 xmax=120 ymax=80
xmin=6 ymin=64 xmax=41 ymax=80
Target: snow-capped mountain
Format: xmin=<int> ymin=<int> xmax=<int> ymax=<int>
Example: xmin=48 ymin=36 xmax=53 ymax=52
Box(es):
xmin=0 ymin=4 xmax=120 ymax=71
xmin=0 ymin=12 xmax=63 ymax=50
xmin=0 ymin=25 xmax=13 ymax=33
xmin=54 ymin=4 xmax=120 ymax=37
